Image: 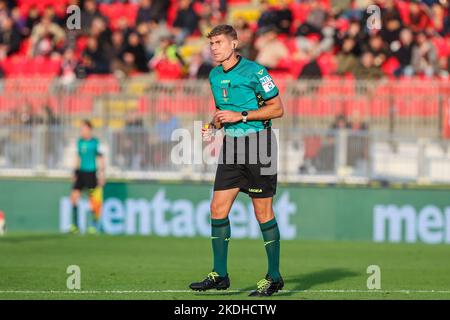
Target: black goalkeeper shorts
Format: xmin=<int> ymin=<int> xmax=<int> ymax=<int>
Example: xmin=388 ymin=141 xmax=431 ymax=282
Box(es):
xmin=73 ymin=170 xmax=98 ymax=191
xmin=213 ymin=128 xmax=278 ymax=198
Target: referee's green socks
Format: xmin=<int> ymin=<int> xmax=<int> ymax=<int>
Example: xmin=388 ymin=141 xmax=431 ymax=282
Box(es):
xmin=72 ymin=205 xmax=78 ymax=226
xmin=260 ymin=217 xmax=281 ymax=281
xmin=211 ymin=217 xmax=231 ymax=277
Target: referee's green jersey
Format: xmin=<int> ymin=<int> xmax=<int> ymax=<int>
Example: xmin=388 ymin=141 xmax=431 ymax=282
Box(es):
xmin=209 ymin=55 xmax=279 ymax=137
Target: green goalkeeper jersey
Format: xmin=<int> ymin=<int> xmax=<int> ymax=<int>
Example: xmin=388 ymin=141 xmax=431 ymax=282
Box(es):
xmin=77 ymin=137 xmax=100 ymax=172
xmin=209 ymin=55 xmax=279 ymax=137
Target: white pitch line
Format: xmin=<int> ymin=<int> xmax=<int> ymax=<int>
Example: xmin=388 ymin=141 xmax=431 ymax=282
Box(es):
xmin=0 ymin=289 xmax=450 ymax=294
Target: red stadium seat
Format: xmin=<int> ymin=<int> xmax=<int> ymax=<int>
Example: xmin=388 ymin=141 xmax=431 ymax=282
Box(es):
xmin=60 ymin=95 xmax=94 ymax=114
xmin=381 ymin=57 xmax=400 ymax=76
xmin=78 ymin=75 xmax=120 ymax=96
xmin=432 ymin=37 xmax=449 ymax=58
xmin=289 ymin=2 xmax=311 ymax=24
xmin=154 ymin=60 xmax=183 ymax=80
xmin=303 ymin=136 xmax=322 ymax=159
xmin=295 ymin=95 xmax=343 ymax=117
xmin=317 ymin=52 xmax=337 ymax=76
xmin=396 ymin=0 xmax=411 ymax=24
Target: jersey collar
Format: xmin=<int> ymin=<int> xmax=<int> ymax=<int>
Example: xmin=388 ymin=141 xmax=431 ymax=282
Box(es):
xmin=222 ymin=55 xmax=242 ymax=74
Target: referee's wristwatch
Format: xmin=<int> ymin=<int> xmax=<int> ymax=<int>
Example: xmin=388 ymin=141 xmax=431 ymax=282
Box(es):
xmin=241 ymin=111 xmax=248 ymax=123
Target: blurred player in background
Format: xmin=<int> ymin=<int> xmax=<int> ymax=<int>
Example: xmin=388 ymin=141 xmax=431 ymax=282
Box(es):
xmin=189 ymin=25 xmax=284 ymax=297
xmin=69 ymin=119 xmax=105 ymax=234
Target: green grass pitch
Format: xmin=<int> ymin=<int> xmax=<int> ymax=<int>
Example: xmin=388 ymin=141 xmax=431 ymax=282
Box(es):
xmin=0 ymin=233 xmax=450 ymax=300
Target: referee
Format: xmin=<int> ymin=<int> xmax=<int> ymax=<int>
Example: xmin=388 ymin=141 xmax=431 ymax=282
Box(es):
xmin=189 ymin=25 xmax=285 ymax=296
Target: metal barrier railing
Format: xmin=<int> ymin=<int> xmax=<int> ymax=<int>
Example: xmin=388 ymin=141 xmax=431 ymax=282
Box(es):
xmin=1 ymin=77 xmax=450 ymax=183
xmin=0 ymin=77 xmax=449 ymax=138
xmin=1 ymin=125 xmax=450 ymax=183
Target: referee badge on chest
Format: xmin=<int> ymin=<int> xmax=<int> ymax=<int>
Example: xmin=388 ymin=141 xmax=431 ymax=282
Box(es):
xmin=222 ymin=87 xmax=228 ymax=98
xmin=220 ymin=79 xmax=231 ymax=102
xmin=221 ymin=86 xmax=230 ymax=102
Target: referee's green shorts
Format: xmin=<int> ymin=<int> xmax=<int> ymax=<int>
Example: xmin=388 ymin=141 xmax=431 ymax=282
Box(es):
xmin=213 ymin=128 xmax=278 ymax=198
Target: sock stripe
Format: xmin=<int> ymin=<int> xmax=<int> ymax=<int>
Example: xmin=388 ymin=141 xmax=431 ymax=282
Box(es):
xmin=212 ymin=221 xmax=230 ymax=228
xmin=261 ymin=223 xmax=278 ymax=232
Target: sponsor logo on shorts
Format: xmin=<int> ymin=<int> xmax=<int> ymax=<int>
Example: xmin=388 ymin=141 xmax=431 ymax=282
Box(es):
xmin=249 ymin=188 xmax=263 ymax=193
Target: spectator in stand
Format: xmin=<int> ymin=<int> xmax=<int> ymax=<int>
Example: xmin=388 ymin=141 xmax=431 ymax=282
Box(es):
xmin=254 ymin=25 xmax=289 ymax=69
xmin=59 ymin=48 xmax=80 ymax=88
xmin=380 ymin=16 xmax=402 ymax=47
xmin=346 ymin=109 xmax=369 ymax=170
xmin=118 ymin=111 xmax=148 ymax=170
xmin=406 ymin=0 xmax=430 ymax=33
xmin=381 ymin=0 xmax=402 ymax=26
xmin=10 ymin=6 xmax=26 ymax=36
xmin=24 ymin=5 xmax=41 ymax=38
xmin=109 ymin=30 xmax=129 ymax=77
xmin=0 ymin=0 xmax=10 ymax=25
xmin=295 ymin=2 xmax=331 ymax=54
xmin=257 ymin=0 xmax=278 ymax=30
xmin=299 ymin=49 xmax=322 ymax=79
xmin=172 ymin=0 xmax=199 ymax=45
xmin=331 ymin=0 xmax=352 ymax=16
xmin=437 ymin=55 xmax=449 ymax=78
xmin=430 ymin=3 xmax=447 ymax=35
xmin=42 ymin=5 xmax=64 ymax=27
xmin=90 ymin=17 xmax=112 ymax=51
xmin=122 ymin=32 xmax=149 ymax=73
xmin=81 ymin=36 xmax=110 ymax=75
xmin=421 ymin=0 xmax=443 ymax=7
xmin=148 ymin=0 xmax=170 ymax=23
xmin=336 ymin=20 xmax=364 ymax=57
xmin=296 ymin=0 xmax=327 ymax=36
xmin=136 ymin=0 xmax=170 ymax=24
xmin=30 ymin=16 xmax=66 ymax=57
xmin=235 ymin=19 xmax=257 ymax=61
xmin=0 ymin=0 xmax=447 ymax=81
xmin=115 ymin=16 xmax=134 ymax=40
xmin=0 ymin=16 xmax=21 ymax=58
xmin=149 ymin=35 xmax=185 ymax=79
xmin=366 ymin=34 xmax=388 ymax=68
xmin=392 ymin=28 xmax=415 ymax=77
xmin=276 ymin=0 xmax=293 ymax=35
xmin=198 ymin=0 xmax=226 ymax=37
xmin=188 ymin=50 xmax=214 ymax=79
xmin=353 ymin=51 xmax=384 ymax=79
xmin=331 ymin=113 xmax=351 ymax=131
xmin=144 ymin=18 xmax=171 ymax=59
xmin=137 ymin=0 xmax=153 ymax=24
xmin=411 ymin=31 xmax=439 ymax=77
xmin=150 ymin=110 xmax=180 ymax=168
xmin=80 ymin=0 xmax=107 ymax=35
xmin=201 ymin=0 xmax=227 ymax=23
xmin=336 ymin=38 xmax=359 ymax=75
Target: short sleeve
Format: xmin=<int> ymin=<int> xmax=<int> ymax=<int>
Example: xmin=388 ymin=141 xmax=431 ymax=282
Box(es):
xmin=252 ymin=66 xmax=279 ymax=101
xmin=76 ymin=138 xmax=81 ymax=156
xmin=95 ymin=139 xmax=103 ymax=156
xmin=209 ymin=69 xmax=221 ymax=110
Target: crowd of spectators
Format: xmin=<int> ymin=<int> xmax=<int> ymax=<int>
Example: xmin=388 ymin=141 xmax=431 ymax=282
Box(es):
xmin=0 ymin=0 xmax=448 ymax=80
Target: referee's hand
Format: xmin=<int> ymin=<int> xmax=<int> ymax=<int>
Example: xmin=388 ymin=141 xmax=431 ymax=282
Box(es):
xmin=201 ymin=124 xmax=214 ymax=141
xmin=215 ymin=110 xmax=241 ymax=123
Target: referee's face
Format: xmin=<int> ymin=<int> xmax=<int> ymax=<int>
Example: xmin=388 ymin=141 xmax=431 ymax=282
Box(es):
xmin=209 ymin=34 xmax=234 ymax=63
